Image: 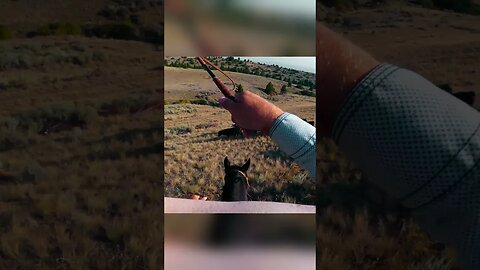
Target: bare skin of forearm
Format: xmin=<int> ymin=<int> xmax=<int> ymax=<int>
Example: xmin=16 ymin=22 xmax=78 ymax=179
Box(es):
xmin=317 ymin=23 xmax=379 ymax=137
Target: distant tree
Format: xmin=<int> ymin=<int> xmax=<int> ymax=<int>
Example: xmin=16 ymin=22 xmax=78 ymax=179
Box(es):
xmin=281 ymin=85 xmax=287 ymax=95
xmin=265 ymin=82 xmax=276 ymax=95
xmin=287 ymin=81 xmax=292 ymax=87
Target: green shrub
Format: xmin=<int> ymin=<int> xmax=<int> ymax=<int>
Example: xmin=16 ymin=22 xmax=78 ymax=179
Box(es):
xmin=92 ymin=51 xmax=107 ymax=62
xmin=166 ymin=126 xmax=192 ymax=136
xmin=0 ymin=78 xmax=28 ymax=90
xmin=208 ymin=101 xmax=220 ymax=107
xmin=264 ymin=82 xmax=277 ymax=95
xmin=190 ymin=99 xmax=219 ymax=107
xmin=20 ymin=103 xmax=76 ymax=124
xmin=299 ymin=90 xmax=316 ymax=97
xmin=165 ymin=105 xmax=196 ymax=115
xmin=0 ymin=25 xmax=13 ymax=40
xmin=30 ymin=22 xmax=82 ymax=37
xmin=0 ymin=43 xmax=104 ymax=71
xmin=236 ymin=83 xmax=244 ymax=93
xmin=172 ymin=99 xmax=191 ymax=104
xmin=83 ymin=23 xmax=138 ymax=40
xmin=281 ymin=85 xmax=287 ymax=94
xmin=16 ymin=103 xmax=99 ymax=132
xmin=101 ymin=95 xmax=148 ymax=114
xmin=191 ymin=99 xmax=209 ymax=105
xmin=58 ymin=23 xmax=82 ymax=35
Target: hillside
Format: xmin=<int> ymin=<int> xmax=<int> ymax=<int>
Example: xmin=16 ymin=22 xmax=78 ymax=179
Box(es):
xmin=165 ymin=57 xmax=316 ymax=91
xmin=165 ymin=66 xmax=315 ymax=103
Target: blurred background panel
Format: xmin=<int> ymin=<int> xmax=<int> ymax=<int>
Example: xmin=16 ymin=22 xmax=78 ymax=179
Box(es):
xmin=164 ymin=214 xmax=315 ymax=270
xmin=316 ymin=0 xmax=480 ymax=269
xmin=165 ymin=0 xmax=316 ymax=56
xmin=0 ymin=1 xmax=163 ymax=269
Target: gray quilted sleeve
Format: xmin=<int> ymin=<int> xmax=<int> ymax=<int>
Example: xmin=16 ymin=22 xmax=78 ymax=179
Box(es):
xmin=270 ymin=112 xmax=316 ymax=178
xmin=333 ymin=64 xmax=480 ymax=269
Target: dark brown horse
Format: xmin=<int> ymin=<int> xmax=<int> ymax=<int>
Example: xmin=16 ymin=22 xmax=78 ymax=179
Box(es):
xmin=221 ymin=157 xmax=250 ymax=201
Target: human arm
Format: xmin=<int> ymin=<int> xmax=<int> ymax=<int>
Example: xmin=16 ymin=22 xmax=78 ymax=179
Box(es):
xmin=219 ymin=92 xmax=316 ymax=178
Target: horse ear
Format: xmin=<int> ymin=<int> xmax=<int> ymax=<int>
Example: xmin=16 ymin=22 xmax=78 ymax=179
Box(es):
xmin=241 ymin=158 xmax=250 ymax=172
xmin=224 ymin=157 xmax=230 ymax=169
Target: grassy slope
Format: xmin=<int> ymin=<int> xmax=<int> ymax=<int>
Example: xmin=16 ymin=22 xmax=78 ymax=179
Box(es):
xmin=164 ymin=66 xmax=314 ymax=102
xmin=165 ymin=56 xmax=316 ymax=90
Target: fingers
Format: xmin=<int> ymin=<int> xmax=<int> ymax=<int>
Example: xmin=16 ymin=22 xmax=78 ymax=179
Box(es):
xmin=219 ymin=96 xmax=236 ymax=111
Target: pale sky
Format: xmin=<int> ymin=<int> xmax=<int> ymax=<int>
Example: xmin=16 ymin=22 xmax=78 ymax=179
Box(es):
xmin=233 ymin=0 xmax=316 ymax=18
xmin=238 ymin=57 xmax=316 ymax=73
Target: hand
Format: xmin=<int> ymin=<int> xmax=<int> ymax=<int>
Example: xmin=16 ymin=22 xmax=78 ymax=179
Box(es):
xmin=219 ymin=91 xmax=284 ymax=135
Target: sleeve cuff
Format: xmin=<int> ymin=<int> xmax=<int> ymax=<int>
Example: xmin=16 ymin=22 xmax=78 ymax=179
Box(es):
xmin=269 ymin=112 xmax=316 ymax=177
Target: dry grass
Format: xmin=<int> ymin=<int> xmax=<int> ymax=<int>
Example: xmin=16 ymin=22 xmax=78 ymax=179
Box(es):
xmin=164 ymin=103 xmax=315 ymax=204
